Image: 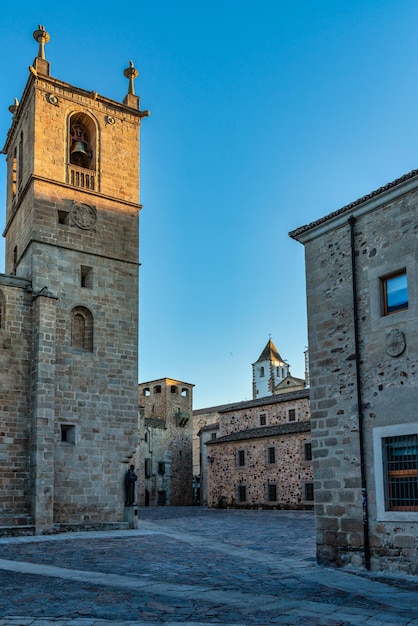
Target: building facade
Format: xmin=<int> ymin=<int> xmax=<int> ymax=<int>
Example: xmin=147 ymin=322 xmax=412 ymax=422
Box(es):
xmin=204 ymin=390 xmax=313 ymax=509
xmin=290 ymin=169 xmax=418 ymax=574
xmin=138 ymin=378 xmax=194 ymax=506
xmin=0 ymin=28 xmax=148 ymax=532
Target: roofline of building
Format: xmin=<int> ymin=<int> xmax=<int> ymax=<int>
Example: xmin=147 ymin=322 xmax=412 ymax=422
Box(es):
xmin=206 ymin=419 xmax=311 ymax=444
xmin=218 ymin=389 xmax=310 ymax=413
xmin=289 ymin=168 xmax=418 ymax=244
xmin=139 ymin=378 xmax=195 ymax=388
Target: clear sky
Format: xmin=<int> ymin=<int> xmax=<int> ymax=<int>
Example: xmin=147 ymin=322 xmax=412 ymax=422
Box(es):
xmin=1 ymin=2 xmax=418 ymax=408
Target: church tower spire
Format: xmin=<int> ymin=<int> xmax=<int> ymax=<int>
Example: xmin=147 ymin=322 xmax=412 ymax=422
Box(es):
xmin=252 ymin=338 xmax=290 ymax=399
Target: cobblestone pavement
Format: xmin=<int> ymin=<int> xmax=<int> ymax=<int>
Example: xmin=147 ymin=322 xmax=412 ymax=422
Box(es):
xmin=0 ymin=507 xmax=418 ymax=625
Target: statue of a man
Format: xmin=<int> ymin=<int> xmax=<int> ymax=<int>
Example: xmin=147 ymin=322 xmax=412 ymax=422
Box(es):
xmin=125 ymin=464 xmax=137 ymax=506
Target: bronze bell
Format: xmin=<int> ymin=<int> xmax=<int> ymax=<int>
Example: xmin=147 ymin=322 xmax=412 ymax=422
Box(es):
xmin=70 ymin=140 xmax=90 ymax=168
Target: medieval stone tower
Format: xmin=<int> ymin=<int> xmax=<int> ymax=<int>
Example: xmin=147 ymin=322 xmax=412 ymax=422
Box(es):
xmin=138 ymin=378 xmax=194 ymax=506
xmin=0 ymin=27 xmax=149 ymax=532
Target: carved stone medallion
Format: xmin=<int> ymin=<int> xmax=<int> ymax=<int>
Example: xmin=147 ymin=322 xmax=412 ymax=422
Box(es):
xmin=385 ymin=328 xmax=406 ymax=357
xmin=71 ymin=203 xmax=97 ymax=230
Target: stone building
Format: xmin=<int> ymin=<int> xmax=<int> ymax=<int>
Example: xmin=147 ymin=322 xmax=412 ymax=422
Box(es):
xmin=290 ymin=169 xmax=418 ymax=574
xmin=138 ymin=378 xmax=194 ymax=506
xmin=0 ymin=28 xmax=149 ymax=532
xmin=203 ymin=390 xmax=313 ymax=509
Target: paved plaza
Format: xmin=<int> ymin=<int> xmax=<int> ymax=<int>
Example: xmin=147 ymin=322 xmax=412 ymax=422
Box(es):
xmin=0 ymin=507 xmax=418 ymax=625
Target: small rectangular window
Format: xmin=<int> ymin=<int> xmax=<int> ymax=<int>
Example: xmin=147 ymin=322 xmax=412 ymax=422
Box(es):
xmin=288 ymin=408 xmax=296 ymax=422
xmin=267 ymin=446 xmax=276 ymax=464
xmin=145 ymin=458 xmax=151 ymax=478
xmin=58 ymin=210 xmax=70 ymax=225
xmin=383 ymin=434 xmax=418 ymax=511
xmin=60 ymin=424 xmax=75 ymax=444
xmin=211 ymin=432 xmax=217 ymax=440
xmin=81 ymin=265 xmax=93 ymax=288
xmin=267 ymin=484 xmax=277 ymax=501
xmin=158 ymin=462 xmax=165 ymax=476
xmin=304 ymin=442 xmax=312 ymax=461
xmin=382 ymin=271 xmax=408 ymax=315
xmin=237 ymin=449 xmax=245 ymax=467
xmin=259 ymin=413 xmax=266 ymax=426
xmin=304 ymin=483 xmax=314 ymax=501
xmin=238 ymin=485 xmax=247 ymax=502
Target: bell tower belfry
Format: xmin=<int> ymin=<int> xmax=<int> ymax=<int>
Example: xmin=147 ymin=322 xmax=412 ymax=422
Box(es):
xmin=1 ymin=27 xmax=149 ymax=531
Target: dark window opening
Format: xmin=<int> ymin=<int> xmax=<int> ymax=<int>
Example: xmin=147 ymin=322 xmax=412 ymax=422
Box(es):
xmin=237 ymin=450 xmax=245 ymax=467
xmin=268 ymin=447 xmax=276 ymax=464
xmin=268 ymin=484 xmax=277 ymax=501
xmin=58 ymin=210 xmax=70 ymax=225
xmin=80 ymin=265 xmax=93 ymax=288
xmin=61 ymin=424 xmax=75 ymax=444
xmin=304 ymin=442 xmax=312 ymax=461
xmin=288 ymin=408 xmax=296 ymax=422
xmin=238 ymin=485 xmax=247 ymax=502
xmin=260 ymin=413 xmax=266 ymax=426
xmin=304 ymin=483 xmax=314 ymax=501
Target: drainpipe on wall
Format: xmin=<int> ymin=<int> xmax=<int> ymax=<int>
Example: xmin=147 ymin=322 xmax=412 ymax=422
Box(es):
xmin=348 ymin=215 xmax=371 ymax=571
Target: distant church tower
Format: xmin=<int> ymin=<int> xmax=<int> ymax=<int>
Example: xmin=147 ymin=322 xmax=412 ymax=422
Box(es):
xmin=252 ymin=339 xmax=289 ymax=399
xmin=0 ymin=27 xmax=149 ymax=531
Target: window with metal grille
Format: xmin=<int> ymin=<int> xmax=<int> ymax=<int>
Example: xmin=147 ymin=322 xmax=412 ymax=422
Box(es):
xmin=383 ymin=434 xmax=418 ymax=511
xmin=267 ymin=484 xmax=277 ymax=501
xmin=238 ymin=485 xmax=246 ymax=502
xmin=304 ymin=483 xmax=314 ymax=501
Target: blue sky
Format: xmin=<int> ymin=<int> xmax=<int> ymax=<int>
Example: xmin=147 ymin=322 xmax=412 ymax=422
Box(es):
xmin=1 ymin=2 xmax=418 ymax=408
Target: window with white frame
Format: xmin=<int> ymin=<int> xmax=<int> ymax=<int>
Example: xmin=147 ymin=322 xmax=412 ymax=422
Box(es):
xmin=382 ymin=434 xmax=418 ymax=511
xmin=373 ymin=424 xmax=418 ymax=520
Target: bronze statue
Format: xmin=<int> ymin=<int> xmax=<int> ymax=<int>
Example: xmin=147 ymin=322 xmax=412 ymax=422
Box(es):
xmin=125 ymin=464 xmax=137 ymax=505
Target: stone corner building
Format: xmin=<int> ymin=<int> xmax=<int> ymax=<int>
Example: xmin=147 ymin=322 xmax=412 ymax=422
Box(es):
xmin=0 ymin=27 xmax=149 ymax=533
xmin=290 ymin=170 xmax=418 ymax=574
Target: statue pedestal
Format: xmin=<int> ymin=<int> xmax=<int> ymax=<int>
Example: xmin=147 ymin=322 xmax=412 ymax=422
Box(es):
xmin=124 ymin=505 xmax=138 ymax=529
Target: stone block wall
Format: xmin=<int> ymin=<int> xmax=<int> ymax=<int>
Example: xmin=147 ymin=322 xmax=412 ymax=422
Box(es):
xmin=138 ymin=379 xmax=194 ymax=506
xmin=0 ymin=277 xmax=32 ymax=525
xmin=296 ymin=177 xmax=418 ymax=574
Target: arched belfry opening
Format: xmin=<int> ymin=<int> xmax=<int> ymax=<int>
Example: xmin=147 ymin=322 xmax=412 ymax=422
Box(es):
xmin=68 ymin=112 xmax=97 ymax=190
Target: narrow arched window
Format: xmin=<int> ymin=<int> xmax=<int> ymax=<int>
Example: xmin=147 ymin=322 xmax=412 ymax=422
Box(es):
xmin=18 ymin=132 xmax=23 ymax=190
xmin=70 ymin=306 xmax=93 ymax=351
xmin=12 ymin=147 xmax=17 ymax=198
xmin=260 ymin=366 xmax=265 ymax=378
xmin=0 ymin=291 xmax=5 ymax=330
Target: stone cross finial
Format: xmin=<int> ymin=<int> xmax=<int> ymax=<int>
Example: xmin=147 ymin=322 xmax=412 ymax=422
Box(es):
xmin=124 ymin=60 xmax=139 ymax=95
xmin=33 ymin=25 xmax=50 ymax=60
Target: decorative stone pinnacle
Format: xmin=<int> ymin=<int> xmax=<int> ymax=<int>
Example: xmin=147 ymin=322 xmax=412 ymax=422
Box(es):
xmin=33 ymin=25 xmax=50 ymax=60
xmin=124 ymin=60 xmax=139 ymax=95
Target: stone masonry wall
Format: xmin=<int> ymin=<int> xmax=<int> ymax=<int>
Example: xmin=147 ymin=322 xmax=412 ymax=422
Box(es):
xmin=303 ymin=185 xmax=418 ymax=573
xmin=0 ymin=277 xmax=32 ymax=525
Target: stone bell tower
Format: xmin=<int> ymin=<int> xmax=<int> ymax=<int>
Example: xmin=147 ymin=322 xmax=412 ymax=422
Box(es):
xmin=1 ymin=26 xmax=149 ymax=531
